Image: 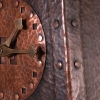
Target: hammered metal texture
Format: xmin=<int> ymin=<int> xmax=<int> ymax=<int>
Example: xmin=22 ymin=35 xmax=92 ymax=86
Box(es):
xmin=64 ymin=0 xmax=86 ymax=100
xmin=24 ymin=0 xmax=69 ymax=100
xmin=0 ymin=0 xmax=46 ymax=99
xmin=81 ymin=0 xmax=100 ymax=100
xmin=25 ymin=0 xmax=100 ymax=100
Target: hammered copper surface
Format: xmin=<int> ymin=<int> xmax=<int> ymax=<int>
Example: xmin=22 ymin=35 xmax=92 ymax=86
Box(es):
xmin=25 ymin=0 xmax=70 ymax=100
xmin=0 ymin=0 xmax=46 ymax=99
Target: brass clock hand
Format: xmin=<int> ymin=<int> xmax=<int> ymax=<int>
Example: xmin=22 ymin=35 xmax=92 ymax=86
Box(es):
xmin=0 ymin=45 xmax=36 ymax=58
xmin=3 ymin=18 xmax=23 ymax=47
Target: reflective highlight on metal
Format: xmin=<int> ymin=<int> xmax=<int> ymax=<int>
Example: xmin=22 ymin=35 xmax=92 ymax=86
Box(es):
xmin=57 ymin=62 xmax=62 ymax=69
xmin=38 ymin=61 xmax=42 ymax=67
xmin=14 ymin=0 xmax=19 ymax=8
xmin=0 ymin=3 xmax=2 ymax=9
xmin=74 ymin=61 xmax=81 ymax=68
xmin=0 ymin=92 xmax=3 ymax=99
xmin=54 ymin=20 xmax=59 ymax=29
xmin=71 ymin=20 xmax=78 ymax=27
xmin=15 ymin=94 xmax=19 ymax=100
xmin=38 ymin=34 xmax=43 ymax=42
xmin=29 ymin=83 xmax=34 ymax=89
xmin=29 ymin=12 xmax=34 ymax=18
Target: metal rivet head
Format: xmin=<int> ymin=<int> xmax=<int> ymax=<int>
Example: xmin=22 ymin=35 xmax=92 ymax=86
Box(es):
xmin=0 ymin=48 xmax=2 ymax=54
xmin=75 ymin=61 xmax=81 ymax=68
xmin=57 ymin=62 xmax=62 ymax=69
xmin=54 ymin=20 xmax=59 ymax=29
xmin=71 ymin=20 xmax=77 ymax=27
xmin=15 ymin=94 xmax=19 ymax=100
xmin=14 ymin=1 xmax=19 ymax=7
xmin=29 ymin=83 xmax=34 ymax=89
xmin=0 ymin=3 xmax=3 ymax=9
xmin=0 ymin=92 xmax=3 ymax=99
xmin=30 ymin=12 xmax=34 ymax=18
xmin=38 ymin=61 xmax=42 ymax=67
xmin=38 ymin=34 xmax=43 ymax=42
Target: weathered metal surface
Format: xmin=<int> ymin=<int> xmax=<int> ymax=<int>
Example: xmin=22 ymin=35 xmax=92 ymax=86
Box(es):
xmin=25 ymin=0 xmax=70 ymax=100
xmin=0 ymin=0 xmax=99 ymax=100
xmin=64 ymin=0 xmax=86 ymax=100
xmin=81 ymin=0 xmax=100 ymax=100
xmin=24 ymin=0 xmax=100 ymax=100
xmin=0 ymin=0 xmax=46 ymax=99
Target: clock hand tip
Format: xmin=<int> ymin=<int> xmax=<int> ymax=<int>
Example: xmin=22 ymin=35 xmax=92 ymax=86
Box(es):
xmin=28 ymin=46 xmax=36 ymax=58
xmin=15 ymin=18 xmax=23 ymax=30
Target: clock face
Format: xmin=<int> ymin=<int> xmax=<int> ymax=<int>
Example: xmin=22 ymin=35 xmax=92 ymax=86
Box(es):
xmin=0 ymin=0 xmax=46 ymax=99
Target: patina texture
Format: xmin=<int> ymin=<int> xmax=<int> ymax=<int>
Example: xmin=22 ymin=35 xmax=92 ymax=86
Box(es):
xmin=81 ymin=0 xmax=100 ymax=100
xmin=25 ymin=0 xmax=71 ymax=100
xmin=0 ymin=0 xmax=99 ymax=100
xmin=64 ymin=0 xmax=86 ymax=100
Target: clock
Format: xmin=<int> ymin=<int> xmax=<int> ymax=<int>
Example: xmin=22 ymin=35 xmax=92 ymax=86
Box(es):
xmin=0 ymin=0 xmax=46 ymax=100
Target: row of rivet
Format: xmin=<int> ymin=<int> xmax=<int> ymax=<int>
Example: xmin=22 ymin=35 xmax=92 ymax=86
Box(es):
xmin=57 ymin=61 xmax=81 ymax=69
xmin=0 ymin=1 xmax=34 ymax=19
xmin=0 ymin=1 xmax=19 ymax=9
xmin=0 ymin=75 xmax=42 ymax=100
xmin=14 ymin=60 xmax=42 ymax=100
xmin=54 ymin=20 xmax=81 ymax=69
xmin=14 ymin=83 xmax=34 ymax=100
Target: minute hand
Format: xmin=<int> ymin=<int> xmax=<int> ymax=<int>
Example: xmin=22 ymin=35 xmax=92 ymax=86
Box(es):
xmin=3 ymin=18 xmax=23 ymax=47
xmin=0 ymin=45 xmax=36 ymax=58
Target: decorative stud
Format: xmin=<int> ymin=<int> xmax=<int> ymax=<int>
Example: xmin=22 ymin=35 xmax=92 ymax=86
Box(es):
xmin=38 ymin=34 xmax=43 ymax=42
xmin=15 ymin=94 xmax=19 ymax=100
xmin=57 ymin=62 xmax=62 ymax=69
xmin=54 ymin=20 xmax=59 ymax=29
xmin=29 ymin=12 xmax=34 ymax=18
xmin=0 ymin=92 xmax=3 ymax=99
xmin=74 ymin=61 xmax=81 ymax=68
xmin=14 ymin=1 xmax=19 ymax=7
xmin=29 ymin=83 xmax=34 ymax=89
xmin=0 ymin=3 xmax=3 ymax=9
xmin=71 ymin=20 xmax=78 ymax=27
xmin=38 ymin=61 xmax=42 ymax=67
xmin=0 ymin=48 xmax=2 ymax=53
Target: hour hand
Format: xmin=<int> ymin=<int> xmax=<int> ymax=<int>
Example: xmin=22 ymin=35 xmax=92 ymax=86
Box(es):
xmin=3 ymin=18 xmax=23 ymax=47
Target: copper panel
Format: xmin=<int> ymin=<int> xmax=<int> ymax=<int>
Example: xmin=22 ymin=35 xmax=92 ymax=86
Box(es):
xmin=0 ymin=0 xmax=46 ymax=100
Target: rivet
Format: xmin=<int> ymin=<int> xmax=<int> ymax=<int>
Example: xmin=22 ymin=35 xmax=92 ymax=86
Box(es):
xmin=71 ymin=20 xmax=77 ymax=27
xmin=0 ymin=92 xmax=3 ymax=99
xmin=29 ymin=83 xmax=34 ymax=89
xmin=38 ymin=34 xmax=43 ymax=42
xmin=38 ymin=61 xmax=42 ymax=67
xmin=54 ymin=20 xmax=59 ymax=29
xmin=0 ymin=48 xmax=2 ymax=54
xmin=57 ymin=62 xmax=62 ymax=69
xmin=30 ymin=12 xmax=34 ymax=18
xmin=74 ymin=61 xmax=81 ymax=68
xmin=15 ymin=94 xmax=19 ymax=100
xmin=0 ymin=3 xmax=3 ymax=9
xmin=14 ymin=1 xmax=19 ymax=7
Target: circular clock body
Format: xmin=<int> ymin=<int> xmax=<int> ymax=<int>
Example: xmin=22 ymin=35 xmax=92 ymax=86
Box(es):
xmin=0 ymin=0 xmax=46 ymax=99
